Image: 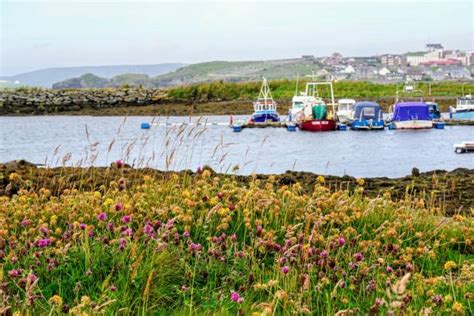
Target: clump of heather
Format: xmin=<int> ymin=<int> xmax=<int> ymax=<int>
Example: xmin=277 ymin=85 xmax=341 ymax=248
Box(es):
xmin=0 ymin=169 xmax=472 ymax=315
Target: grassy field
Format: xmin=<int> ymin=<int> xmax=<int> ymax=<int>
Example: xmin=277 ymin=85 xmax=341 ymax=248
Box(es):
xmin=166 ymin=80 xmax=474 ymax=103
xmin=0 ymin=163 xmax=472 ymax=314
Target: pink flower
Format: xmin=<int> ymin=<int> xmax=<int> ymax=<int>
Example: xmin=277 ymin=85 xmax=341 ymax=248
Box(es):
xmin=97 ymin=212 xmax=107 ymax=221
xmin=320 ymin=250 xmax=328 ymax=258
xmin=20 ymin=219 xmax=31 ymax=227
xmin=8 ymin=269 xmax=19 ymax=278
xmin=28 ymin=273 xmax=38 ymax=283
xmin=230 ymin=291 xmax=243 ymax=303
xmin=121 ymin=215 xmax=131 ymax=224
xmin=386 ymin=266 xmax=394 ymax=273
xmin=256 ymin=225 xmax=263 ymax=237
xmin=37 ymin=238 xmax=51 ymax=248
xmin=115 ymin=203 xmax=124 ymax=212
xmin=110 ymin=285 xmax=117 ymax=292
xmin=118 ymin=238 xmax=127 ymax=251
xmin=143 ymin=224 xmax=154 ymax=237
xmin=122 ymin=228 xmax=133 ymax=237
xmin=338 ymin=237 xmax=346 ymax=246
xmin=354 ymin=252 xmax=364 ymax=262
xmin=281 ymin=266 xmax=290 ymax=274
xmin=79 ymin=223 xmax=87 ymax=230
xmin=116 ymin=160 xmax=124 ymax=168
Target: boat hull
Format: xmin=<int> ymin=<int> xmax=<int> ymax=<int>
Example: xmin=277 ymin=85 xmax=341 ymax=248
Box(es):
xmin=298 ymin=120 xmax=336 ymax=131
xmin=336 ymin=111 xmax=354 ymax=123
xmin=393 ymin=120 xmax=432 ymax=130
xmin=450 ymin=111 xmax=474 ymax=120
xmin=351 ymin=120 xmax=385 ymax=130
xmin=250 ymin=112 xmax=280 ymax=123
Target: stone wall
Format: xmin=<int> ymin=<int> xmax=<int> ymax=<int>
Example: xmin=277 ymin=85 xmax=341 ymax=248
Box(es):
xmin=0 ymin=88 xmax=168 ymax=115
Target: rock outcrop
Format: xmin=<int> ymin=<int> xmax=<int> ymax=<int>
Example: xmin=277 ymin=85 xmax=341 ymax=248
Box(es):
xmin=0 ymin=87 xmax=168 ymax=114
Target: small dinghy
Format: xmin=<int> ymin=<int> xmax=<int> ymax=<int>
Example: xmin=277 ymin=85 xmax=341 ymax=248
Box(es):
xmin=250 ymin=78 xmax=280 ymax=123
xmin=454 ymin=141 xmax=474 ymax=153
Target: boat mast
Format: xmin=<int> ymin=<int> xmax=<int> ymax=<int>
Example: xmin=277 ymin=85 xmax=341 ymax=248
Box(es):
xmin=259 ymin=77 xmax=273 ymax=107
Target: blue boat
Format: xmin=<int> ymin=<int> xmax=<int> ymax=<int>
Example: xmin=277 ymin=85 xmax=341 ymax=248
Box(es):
xmin=389 ymin=102 xmax=432 ymax=129
xmin=449 ymin=95 xmax=474 ymax=120
xmin=426 ymin=102 xmax=441 ymax=120
xmin=350 ymin=101 xmax=385 ymax=130
xmin=250 ymin=78 xmax=280 ymax=123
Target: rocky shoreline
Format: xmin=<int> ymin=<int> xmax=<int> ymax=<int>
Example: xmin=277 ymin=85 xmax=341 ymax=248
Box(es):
xmin=0 ymin=87 xmax=461 ymax=116
xmin=1 ymin=160 xmax=473 ymax=215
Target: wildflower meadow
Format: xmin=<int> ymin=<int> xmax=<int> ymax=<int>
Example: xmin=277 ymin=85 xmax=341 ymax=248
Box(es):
xmin=0 ymin=165 xmax=472 ymax=315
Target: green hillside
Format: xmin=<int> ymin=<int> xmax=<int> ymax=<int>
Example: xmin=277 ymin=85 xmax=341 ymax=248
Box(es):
xmin=50 ymin=58 xmax=323 ymax=88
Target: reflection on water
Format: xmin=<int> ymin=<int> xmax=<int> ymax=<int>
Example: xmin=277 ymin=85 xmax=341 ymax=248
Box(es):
xmin=1 ymin=115 xmax=473 ymax=178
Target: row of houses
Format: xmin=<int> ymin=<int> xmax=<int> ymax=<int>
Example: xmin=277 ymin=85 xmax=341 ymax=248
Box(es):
xmin=380 ymin=44 xmax=474 ymax=67
xmin=316 ymin=64 xmax=472 ymax=82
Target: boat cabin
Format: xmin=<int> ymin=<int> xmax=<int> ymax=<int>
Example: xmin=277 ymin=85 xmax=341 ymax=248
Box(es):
xmin=392 ymin=102 xmax=431 ymax=121
xmin=353 ymin=102 xmax=383 ymax=121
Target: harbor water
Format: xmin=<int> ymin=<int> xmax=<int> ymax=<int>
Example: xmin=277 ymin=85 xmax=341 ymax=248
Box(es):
xmin=1 ymin=115 xmax=473 ymax=178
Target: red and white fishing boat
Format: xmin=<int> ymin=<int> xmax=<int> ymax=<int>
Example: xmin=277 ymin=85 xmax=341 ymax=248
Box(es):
xmin=295 ymin=81 xmax=337 ymax=132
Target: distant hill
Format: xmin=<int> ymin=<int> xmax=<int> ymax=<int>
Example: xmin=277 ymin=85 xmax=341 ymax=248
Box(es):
xmin=0 ymin=63 xmax=185 ymax=88
xmin=51 ymin=58 xmax=323 ymax=88
xmin=52 ymin=73 xmax=153 ymax=89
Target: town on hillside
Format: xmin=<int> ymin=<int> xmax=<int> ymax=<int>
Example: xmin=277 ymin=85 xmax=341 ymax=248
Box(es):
xmin=312 ymin=43 xmax=473 ymax=82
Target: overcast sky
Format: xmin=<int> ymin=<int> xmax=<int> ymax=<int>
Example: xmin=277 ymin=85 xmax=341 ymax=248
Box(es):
xmin=1 ymin=0 xmax=472 ymax=76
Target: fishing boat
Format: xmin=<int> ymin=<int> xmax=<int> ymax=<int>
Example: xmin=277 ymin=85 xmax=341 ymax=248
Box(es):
xmin=389 ymin=102 xmax=433 ymax=129
xmin=350 ymin=101 xmax=384 ymax=130
xmin=449 ymin=95 xmax=474 ymax=120
xmin=336 ymin=99 xmax=356 ymax=123
xmin=295 ymin=81 xmax=337 ymax=132
xmin=288 ymin=94 xmax=315 ymax=122
xmin=426 ymin=101 xmax=441 ymax=120
xmin=250 ymin=78 xmax=280 ymax=123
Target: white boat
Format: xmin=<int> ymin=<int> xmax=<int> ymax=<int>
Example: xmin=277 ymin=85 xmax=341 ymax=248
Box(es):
xmin=336 ymin=98 xmax=356 ymax=123
xmin=454 ymin=141 xmax=474 ymax=153
xmin=449 ymin=95 xmax=474 ymax=120
xmin=289 ymin=94 xmax=316 ymax=121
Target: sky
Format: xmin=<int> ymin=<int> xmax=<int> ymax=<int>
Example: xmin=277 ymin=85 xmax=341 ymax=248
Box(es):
xmin=0 ymin=0 xmax=473 ymax=76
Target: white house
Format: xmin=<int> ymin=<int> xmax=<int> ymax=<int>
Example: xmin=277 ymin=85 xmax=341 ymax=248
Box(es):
xmin=378 ymin=67 xmax=391 ymax=76
xmin=342 ymin=65 xmax=355 ymax=74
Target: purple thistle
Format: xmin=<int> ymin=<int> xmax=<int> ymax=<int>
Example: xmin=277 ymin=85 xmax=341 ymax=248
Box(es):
xmin=37 ymin=238 xmax=51 ymax=248
xmin=121 ymin=215 xmax=131 ymax=224
xmin=119 ymin=238 xmax=127 ymax=251
xmin=230 ymin=291 xmax=242 ymax=303
xmin=97 ymin=212 xmax=107 ymax=221
xmin=281 ymin=266 xmax=290 ymax=274
xmin=338 ymin=237 xmax=346 ymax=246
xmin=115 ymin=203 xmax=124 ymax=212
xmin=354 ymin=252 xmax=364 ymax=262
xmin=20 ymin=219 xmax=31 ymax=227
xmin=9 ymin=269 xmax=19 ymax=278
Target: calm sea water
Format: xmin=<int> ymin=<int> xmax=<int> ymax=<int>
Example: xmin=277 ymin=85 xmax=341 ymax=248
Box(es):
xmin=1 ymin=115 xmax=473 ymax=178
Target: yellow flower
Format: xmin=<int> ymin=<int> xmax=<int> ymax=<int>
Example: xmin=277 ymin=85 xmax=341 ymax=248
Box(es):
xmin=8 ymin=172 xmax=20 ymax=181
xmin=49 ymin=295 xmax=63 ymax=306
xmin=452 ymin=302 xmax=463 ymax=313
xmin=444 ymin=261 xmax=457 ymax=271
xmin=356 ymin=178 xmax=365 ymax=186
xmin=80 ymin=295 xmax=91 ymax=306
xmin=317 ymin=176 xmax=325 ymax=184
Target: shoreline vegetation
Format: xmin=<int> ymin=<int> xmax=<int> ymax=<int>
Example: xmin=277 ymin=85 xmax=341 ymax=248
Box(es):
xmin=0 ymin=160 xmax=472 ymax=314
xmin=1 ymin=81 xmax=473 ymax=116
